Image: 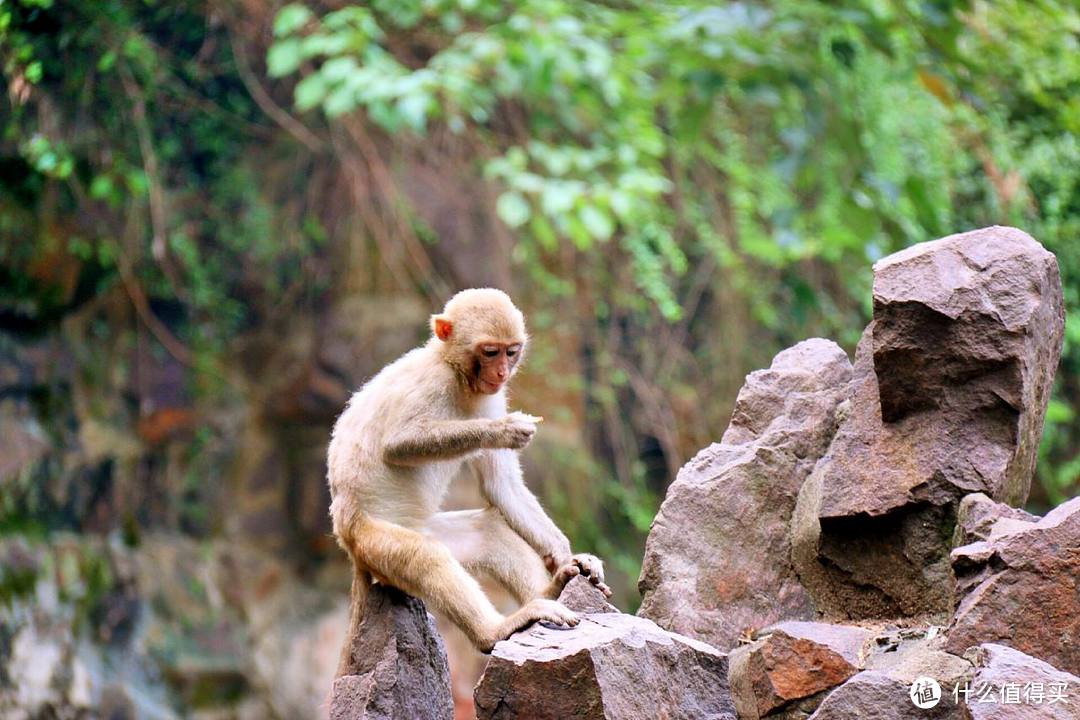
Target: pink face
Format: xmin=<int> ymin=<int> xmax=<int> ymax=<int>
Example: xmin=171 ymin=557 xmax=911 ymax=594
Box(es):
xmin=474 ymin=343 xmax=523 ymax=394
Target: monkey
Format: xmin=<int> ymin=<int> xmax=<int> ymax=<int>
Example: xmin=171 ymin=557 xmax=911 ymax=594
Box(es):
xmin=327 ymin=288 xmax=610 ymax=661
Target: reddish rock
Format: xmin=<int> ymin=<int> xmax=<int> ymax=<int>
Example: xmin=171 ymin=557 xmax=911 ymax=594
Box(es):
xmin=946 ymin=497 xmax=1080 ymax=674
xmin=728 ymin=621 xmax=871 ymax=718
xmin=639 ymin=339 xmax=852 ymax=649
xmin=474 ymin=583 xmax=734 ymax=720
xmin=793 ymin=227 xmax=1064 ymax=619
xmin=332 ymin=583 xmax=453 ymax=720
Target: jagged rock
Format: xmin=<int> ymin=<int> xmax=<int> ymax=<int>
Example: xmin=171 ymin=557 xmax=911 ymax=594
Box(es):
xmin=963 ymin=644 xmax=1079 ymax=719
xmin=474 ymin=581 xmax=735 ymax=720
xmin=793 ymin=227 xmax=1064 ymax=619
xmin=953 ymin=493 xmax=1038 ymax=548
xmin=946 ymin=497 xmax=1080 ymax=674
xmin=331 ymin=584 xmax=453 ymax=720
xmin=806 ymin=630 xmax=973 ymax=720
xmin=807 ymin=670 xmax=964 ymax=719
xmin=558 ymin=575 xmax=619 ymax=614
xmin=638 ymin=339 xmax=852 ymax=648
xmin=728 ymin=621 xmax=871 ymax=719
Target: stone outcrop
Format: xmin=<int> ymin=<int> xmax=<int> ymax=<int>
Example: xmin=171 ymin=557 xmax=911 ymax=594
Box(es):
xmin=799 ymin=625 xmax=974 ymax=720
xmin=727 ymin=621 xmax=871 ymax=719
xmin=953 ymin=493 xmax=1039 ymax=548
xmin=332 ymin=584 xmax=453 ymax=720
xmin=792 ymin=226 xmax=1065 ymax=619
xmin=638 ymin=339 xmax=852 ymax=648
xmin=474 ymin=578 xmax=735 ymax=720
xmin=947 ymin=496 xmax=1080 ymax=674
xmin=963 ymin=644 xmax=1079 ymax=720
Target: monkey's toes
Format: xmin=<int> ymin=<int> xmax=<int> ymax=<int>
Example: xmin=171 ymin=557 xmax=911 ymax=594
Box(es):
xmin=592 ymin=580 xmax=613 ymax=597
xmin=556 ymin=564 xmax=581 ymax=583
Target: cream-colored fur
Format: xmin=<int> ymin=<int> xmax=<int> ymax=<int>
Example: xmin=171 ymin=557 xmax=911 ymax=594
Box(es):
xmin=328 ymin=289 xmax=604 ymax=661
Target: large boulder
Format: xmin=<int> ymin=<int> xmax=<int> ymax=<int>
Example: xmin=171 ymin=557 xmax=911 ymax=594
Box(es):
xmin=793 ymin=227 xmax=1064 ymax=619
xmin=474 ymin=578 xmax=735 ymax=720
xmin=946 ymin=496 xmax=1080 ymax=674
xmin=638 ymin=339 xmax=852 ymax=648
xmin=332 ymin=583 xmax=453 ymax=720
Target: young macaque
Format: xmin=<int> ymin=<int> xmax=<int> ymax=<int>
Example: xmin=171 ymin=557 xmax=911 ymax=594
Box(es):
xmin=328 ymin=288 xmax=609 ymax=658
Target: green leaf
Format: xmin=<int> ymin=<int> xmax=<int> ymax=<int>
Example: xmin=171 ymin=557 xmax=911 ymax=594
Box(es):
xmin=274 ymin=4 xmax=313 ymax=37
xmin=397 ymin=93 xmax=429 ymax=133
xmin=321 ymin=56 xmax=358 ymax=82
xmin=579 ymin=204 xmax=614 ymax=241
xmin=266 ymin=39 xmax=302 ymax=78
xmin=295 ymin=74 xmax=327 ymax=111
xmin=496 ymin=192 xmax=531 ymax=228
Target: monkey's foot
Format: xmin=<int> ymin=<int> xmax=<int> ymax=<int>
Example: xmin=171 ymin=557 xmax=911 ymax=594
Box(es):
xmin=541 ymin=562 xmax=582 ymax=599
xmin=481 ymin=599 xmax=579 ymax=652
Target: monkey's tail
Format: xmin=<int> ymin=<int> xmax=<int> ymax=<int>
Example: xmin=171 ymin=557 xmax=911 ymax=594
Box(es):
xmin=336 ymin=551 xmax=371 ymax=679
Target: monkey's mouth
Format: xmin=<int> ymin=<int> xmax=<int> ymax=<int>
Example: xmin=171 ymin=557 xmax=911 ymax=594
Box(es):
xmin=478 ymin=379 xmax=503 ymax=394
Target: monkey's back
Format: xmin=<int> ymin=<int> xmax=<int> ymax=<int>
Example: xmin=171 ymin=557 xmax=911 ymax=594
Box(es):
xmin=327 ymin=346 xmax=466 ymax=530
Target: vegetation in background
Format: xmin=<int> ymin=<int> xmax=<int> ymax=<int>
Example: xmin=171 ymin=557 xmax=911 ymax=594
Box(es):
xmin=2 ymin=0 xmax=1079 ymax=607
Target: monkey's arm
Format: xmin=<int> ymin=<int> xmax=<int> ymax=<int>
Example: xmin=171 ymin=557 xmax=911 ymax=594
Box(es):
xmin=471 ymin=450 xmax=572 ymax=566
xmin=383 ymin=415 xmax=532 ymax=466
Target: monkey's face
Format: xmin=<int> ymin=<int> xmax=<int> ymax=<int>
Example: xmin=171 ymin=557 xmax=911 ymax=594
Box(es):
xmin=472 ymin=342 xmax=523 ymax=395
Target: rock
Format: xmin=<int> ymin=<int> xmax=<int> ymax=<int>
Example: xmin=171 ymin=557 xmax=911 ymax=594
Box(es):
xmin=474 ymin=585 xmax=735 ymax=720
xmin=558 ymin=575 xmax=619 ymax=614
xmin=807 ymin=670 xmax=965 ymax=719
xmin=963 ymin=644 xmax=1079 ymax=719
xmin=332 ymin=583 xmax=453 ymax=720
xmin=728 ymin=621 xmax=871 ymax=719
xmin=953 ymin=493 xmax=1038 ymax=548
xmin=792 ymin=227 xmax=1064 ymax=619
xmin=803 ymin=628 xmax=974 ymax=720
xmin=946 ymin=496 xmax=1080 ymax=674
xmin=638 ymin=339 xmax=852 ymax=648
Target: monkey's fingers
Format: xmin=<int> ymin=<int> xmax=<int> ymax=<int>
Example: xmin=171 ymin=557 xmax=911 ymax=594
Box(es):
xmin=512 ymin=412 xmax=543 ymax=423
xmin=590 ymin=578 xmax=614 ymax=598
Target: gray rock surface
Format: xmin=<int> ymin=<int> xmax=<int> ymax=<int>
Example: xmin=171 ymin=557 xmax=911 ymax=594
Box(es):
xmin=792 ymin=227 xmax=1064 ymax=619
xmin=807 ymin=669 xmax=966 ymax=720
xmin=474 ymin=581 xmax=735 ymax=720
xmin=963 ymin=644 xmax=1079 ymax=719
xmin=638 ymin=339 xmax=852 ymax=648
xmin=332 ymin=583 xmax=453 ymax=720
xmin=947 ymin=496 xmax=1080 ymax=674
xmin=558 ymin=575 xmax=619 ymax=614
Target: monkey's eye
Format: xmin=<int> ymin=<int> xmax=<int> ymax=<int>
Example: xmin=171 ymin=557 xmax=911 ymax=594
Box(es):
xmin=481 ymin=347 xmax=500 ymax=358
xmin=506 ymin=346 xmax=520 ymax=358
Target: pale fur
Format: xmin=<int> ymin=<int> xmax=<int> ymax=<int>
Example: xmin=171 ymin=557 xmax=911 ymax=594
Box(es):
xmin=327 ymin=288 xmax=597 ymax=662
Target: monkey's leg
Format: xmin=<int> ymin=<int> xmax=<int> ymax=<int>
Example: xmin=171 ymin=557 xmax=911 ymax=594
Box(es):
xmin=349 ymin=514 xmax=577 ymax=652
xmin=425 ymin=508 xmax=578 ymax=604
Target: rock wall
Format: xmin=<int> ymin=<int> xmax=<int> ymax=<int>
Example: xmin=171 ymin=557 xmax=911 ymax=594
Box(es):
xmin=638 ymin=339 xmax=852 ymax=648
xmin=635 ymin=227 xmax=1076 ymax=719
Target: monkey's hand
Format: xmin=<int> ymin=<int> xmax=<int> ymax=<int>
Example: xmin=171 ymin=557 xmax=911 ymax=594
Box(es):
xmin=570 ymin=553 xmax=612 ymax=597
xmin=486 ymin=411 xmax=542 ymax=450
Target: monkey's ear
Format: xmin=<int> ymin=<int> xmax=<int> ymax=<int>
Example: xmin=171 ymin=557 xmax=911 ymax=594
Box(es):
xmin=432 ymin=315 xmax=453 ymax=341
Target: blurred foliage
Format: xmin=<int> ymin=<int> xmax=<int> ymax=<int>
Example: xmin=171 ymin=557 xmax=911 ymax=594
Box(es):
xmin=268 ymin=0 xmax=1080 ymax=506
xmin=1 ymin=0 xmax=1079 ymax=609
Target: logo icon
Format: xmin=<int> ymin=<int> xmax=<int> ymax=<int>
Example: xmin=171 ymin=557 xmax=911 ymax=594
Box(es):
xmin=910 ymin=676 xmax=942 ymax=709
